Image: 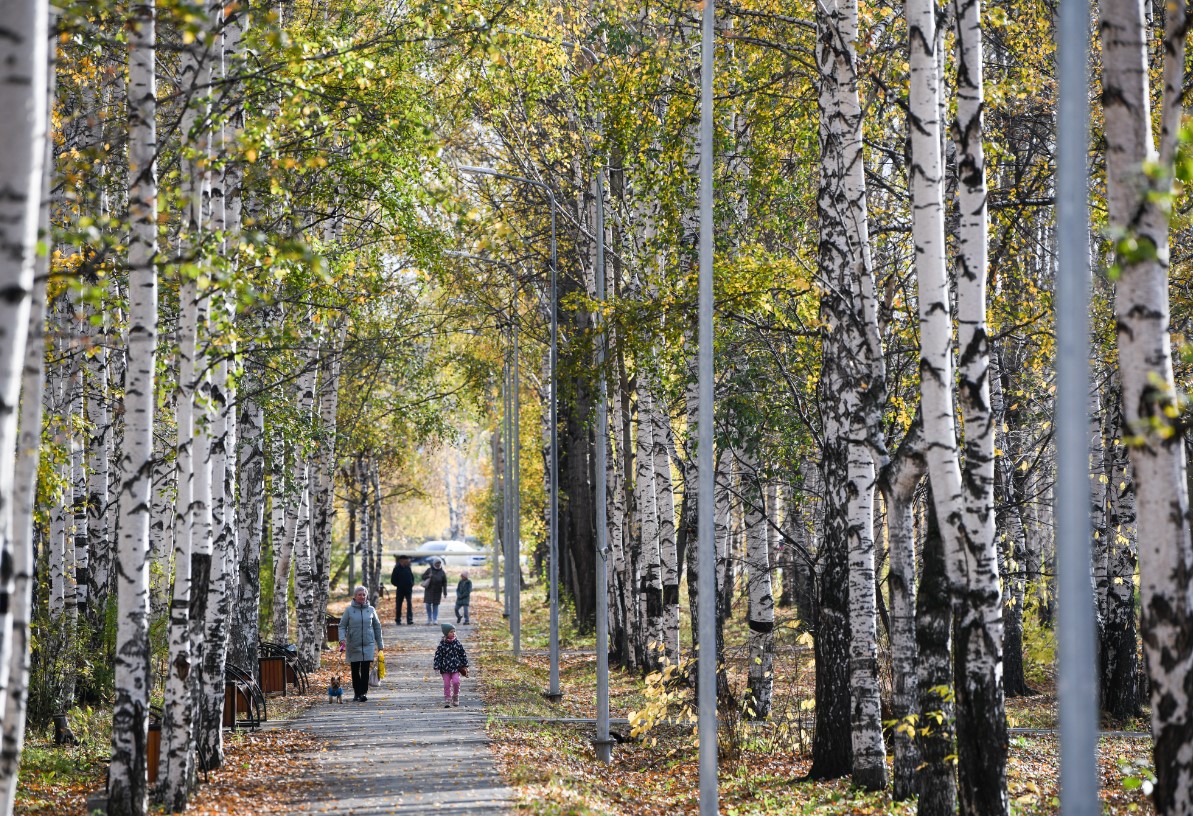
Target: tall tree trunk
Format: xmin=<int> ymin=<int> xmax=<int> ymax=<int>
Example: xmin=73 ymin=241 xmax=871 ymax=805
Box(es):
xmin=86 ymin=293 xmax=113 ymax=613
xmin=1101 ymin=0 xmax=1193 ymax=807
xmin=0 ymin=0 xmax=49 ymax=730
xmin=311 ymin=338 xmax=342 ymax=657
xmin=743 ymin=452 xmax=774 ymax=720
xmin=949 ymin=1 xmax=1007 ymax=810
xmin=1100 ymin=383 xmax=1140 ymax=720
xmin=109 ymin=1 xmax=156 ymax=808
xmin=159 ymin=276 xmax=198 ymax=809
xmin=909 ymin=0 xmax=1006 ymax=806
xmin=808 ymin=433 xmax=852 ymax=780
xmin=199 ymin=300 xmax=234 ymax=772
xmin=1 ymin=65 xmax=52 ymax=809
xmin=270 ymin=434 xmax=292 ymax=641
xmin=916 ymin=491 xmax=955 ymax=816
xmin=652 ymin=391 xmax=680 ymax=664
xmin=991 ymin=349 xmax=1033 ymax=698
xmin=68 ymin=306 xmax=90 ymax=621
xmin=231 ymin=402 xmax=264 ymax=673
xmin=635 ymin=376 xmax=662 ymax=671
xmin=811 ymin=0 xmax=887 ymax=787
xmin=880 ymin=417 xmax=926 ymax=800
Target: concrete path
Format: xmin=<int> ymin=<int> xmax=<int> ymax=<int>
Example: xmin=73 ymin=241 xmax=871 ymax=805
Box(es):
xmin=289 ymin=615 xmax=513 ymax=815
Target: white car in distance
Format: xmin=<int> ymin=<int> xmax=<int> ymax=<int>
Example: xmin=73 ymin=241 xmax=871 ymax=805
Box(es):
xmin=411 ymin=540 xmax=489 ymax=568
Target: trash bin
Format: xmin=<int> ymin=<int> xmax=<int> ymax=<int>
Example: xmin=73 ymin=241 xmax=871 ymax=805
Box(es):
xmin=258 ymin=655 xmax=287 ymax=694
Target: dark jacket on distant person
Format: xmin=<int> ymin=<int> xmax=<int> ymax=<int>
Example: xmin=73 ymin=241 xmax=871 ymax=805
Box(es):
xmin=455 ymin=577 xmax=473 ymax=604
xmin=421 ymin=564 xmax=449 ymax=605
xmin=391 ymin=561 xmax=414 ymax=592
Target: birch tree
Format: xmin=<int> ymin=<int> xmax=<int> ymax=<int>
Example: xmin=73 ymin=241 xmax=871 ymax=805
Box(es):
xmin=810 ymin=0 xmax=887 ymax=789
xmin=0 ymin=0 xmax=50 ymax=734
xmin=907 ymin=0 xmax=1006 ymax=808
xmin=108 ymin=0 xmax=157 ymax=810
xmin=1101 ymin=0 xmax=1193 ymax=806
xmin=0 ymin=39 xmax=53 ymax=809
xmin=878 ymin=417 xmax=926 ymax=800
xmin=742 ymin=451 xmax=774 ymax=719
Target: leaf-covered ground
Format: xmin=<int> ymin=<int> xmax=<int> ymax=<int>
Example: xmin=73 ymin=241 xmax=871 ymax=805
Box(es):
xmin=474 ymin=583 xmax=1157 ymax=816
xmin=16 ymin=725 xmax=326 ymax=816
xmin=15 ymin=662 xmax=335 ymax=814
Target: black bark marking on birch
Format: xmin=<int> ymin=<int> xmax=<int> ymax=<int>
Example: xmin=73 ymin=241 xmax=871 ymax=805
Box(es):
xmin=663 ymin=584 xmax=679 ymax=606
xmin=747 ymin=619 xmax=774 ymax=634
xmin=0 ymin=284 xmax=30 ymax=304
xmin=172 ymin=651 xmax=190 ymax=682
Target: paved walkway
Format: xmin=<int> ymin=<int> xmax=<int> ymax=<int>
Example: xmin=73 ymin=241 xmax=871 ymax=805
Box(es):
xmin=289 ymin=614 xmax=513 ymax=815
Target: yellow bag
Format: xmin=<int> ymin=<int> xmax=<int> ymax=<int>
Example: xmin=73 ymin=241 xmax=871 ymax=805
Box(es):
xmin=376 ymin=651 xmax=386 ymax=680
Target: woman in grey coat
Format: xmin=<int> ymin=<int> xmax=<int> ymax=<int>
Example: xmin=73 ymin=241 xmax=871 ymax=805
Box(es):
xmin=338 ymin=586 xmax=385 ymax=701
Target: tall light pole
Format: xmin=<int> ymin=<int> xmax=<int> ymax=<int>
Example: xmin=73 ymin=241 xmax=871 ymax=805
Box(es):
xmin=460 ymin=165 xmax=560 ymax=697
xmin=696 ymin=0 xmax=719 ymax=812
xmin=591 ymin=170 xmax=614 ymax=763
xmin=1056 ymin=0 xmax=1098 ymax=811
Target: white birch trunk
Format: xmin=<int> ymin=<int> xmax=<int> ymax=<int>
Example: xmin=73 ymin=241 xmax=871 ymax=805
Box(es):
xmin=159 ymin=278 xmax=197 ymax=809
xmin=607 ymin=364 xmax=632 ymax=667
xmin=1101 ymin=1 xmax=1193 ymax=805
xmin=0 ymin=2 xmax=49 ymax=727
xmin=650 ymin=389 xmax=680 ymax=663
xmin=149 ymin=440 xmax=173 ymax=619
xmin=846 ymin=440 xmax=885 ymax=787
xmin=231 ymin=401 xmax=264 ymax=672
xmin=908 ymin=0 xmax=1004 ymax=805
xmin=198 ymin=310 xmax=233 ymax=771
xmin=49 ymin=387 xmax=68 ymax=619
xmin=1102 ymin=388 xmax=1139 ymax=719
xmin=293 ymin=355 xmax=318 ymax=667
xmin=950 ymin=6 xmax=1006 ymax=808
xmin=108 ymin=1 xmax=157 ymax=808
xmin=69 ymin=318 xmax=89 ymax=618
xmin=879 ymin=419 xmax=927 ymax=800
xmin=270 ymin=434 xmax=292 ymax=640
xmin=1 ymin=74 xmax=52 ymax=808
xmin=635 ymin=376 xmax=663 ymax=669
xmin=311 ymin=336 xmax=342 ymax=659
xmin=87 ymin=301 xmax=112 ymax=610
xmin=742 ymin=451 xmax=774 ymax=719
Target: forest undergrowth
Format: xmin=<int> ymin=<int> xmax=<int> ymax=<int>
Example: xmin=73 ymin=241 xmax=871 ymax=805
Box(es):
xmin=478 ymin=582 xmax=1158 ymax=816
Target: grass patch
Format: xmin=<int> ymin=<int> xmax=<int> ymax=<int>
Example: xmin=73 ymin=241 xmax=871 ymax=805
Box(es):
xmin=477 ymin=577 xmax=1157 ymax=815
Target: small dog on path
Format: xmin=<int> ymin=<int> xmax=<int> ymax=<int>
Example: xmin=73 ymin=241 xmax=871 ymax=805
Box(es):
xmin=328 ymin=676 xmax=345 ymax=704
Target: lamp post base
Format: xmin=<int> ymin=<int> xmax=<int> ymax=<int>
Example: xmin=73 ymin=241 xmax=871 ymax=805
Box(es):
xmin=543 ymin=690 xmax=564 ymax=703
xmin=591 ymin=737 xmax=615 ymax=763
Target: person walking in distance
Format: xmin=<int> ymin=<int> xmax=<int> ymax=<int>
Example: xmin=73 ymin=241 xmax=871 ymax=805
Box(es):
xmin=391 ymin=554 xmax=414 ymax=624
xmin=455 ymin=571 xmax=473 ymax=625
xmin=421 ymin=557 xmax=449 ymax=625
xmin=433 ymin=623 xmax=469 ymax=707
xmin=338 ymin=586 xmax=384 ymax=702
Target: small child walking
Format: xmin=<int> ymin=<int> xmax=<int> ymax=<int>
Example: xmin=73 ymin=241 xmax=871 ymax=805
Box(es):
xmin=433 ymin=623 xmax=469 ymax=708
xmin=455 ymin=571 xmax=473 ymax=625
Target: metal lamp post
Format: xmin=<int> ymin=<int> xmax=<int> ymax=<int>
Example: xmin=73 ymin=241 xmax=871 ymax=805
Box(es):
xmin=591 ymin=169 xmax=614 ymax=763
xmin=696 ymin=0 xmax=719 ymax=812
xmin=460 ymin=166 xmax=560 ymax=697
xmin=1056 ymin=0 xmax=1098 ymax=811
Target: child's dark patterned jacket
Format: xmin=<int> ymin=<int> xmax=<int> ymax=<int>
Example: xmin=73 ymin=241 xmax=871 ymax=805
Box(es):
xmin=433 ymin=638 xmax=468 ymax=673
